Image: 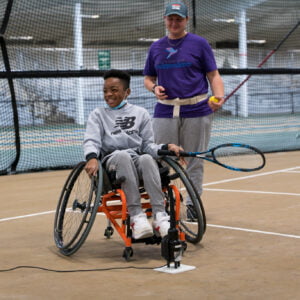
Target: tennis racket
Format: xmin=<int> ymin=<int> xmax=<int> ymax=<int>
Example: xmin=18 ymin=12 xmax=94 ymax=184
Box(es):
xmin=158 ymin=143 xmax=266 ymax=172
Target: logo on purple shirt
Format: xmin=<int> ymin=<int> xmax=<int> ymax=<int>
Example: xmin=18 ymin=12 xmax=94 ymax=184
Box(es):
xmin=166 ymin=47 xmax=177 ymax=59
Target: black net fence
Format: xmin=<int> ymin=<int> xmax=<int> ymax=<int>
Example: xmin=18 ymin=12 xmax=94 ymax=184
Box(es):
xmin=1 ymin=0 xmax=300 ymax=174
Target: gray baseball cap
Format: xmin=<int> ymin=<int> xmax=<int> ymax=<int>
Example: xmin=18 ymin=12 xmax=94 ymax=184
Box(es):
xmin=164 ymin=1 xmax=188 ymax=18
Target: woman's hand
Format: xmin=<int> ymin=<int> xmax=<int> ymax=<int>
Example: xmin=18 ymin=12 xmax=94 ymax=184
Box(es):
xmin=153 ymin=85 xmax=168 ymax=100
xmin=208 ymin=96 xmax=225 ymax=111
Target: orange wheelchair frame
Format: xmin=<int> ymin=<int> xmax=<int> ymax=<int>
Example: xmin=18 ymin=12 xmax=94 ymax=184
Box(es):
xmin=98 ymin=183 xmax=185 ymax=261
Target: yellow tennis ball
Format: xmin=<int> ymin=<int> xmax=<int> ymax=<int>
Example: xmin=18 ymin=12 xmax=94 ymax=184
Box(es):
xmin=209 ymin=96 xmax=219 ymax=103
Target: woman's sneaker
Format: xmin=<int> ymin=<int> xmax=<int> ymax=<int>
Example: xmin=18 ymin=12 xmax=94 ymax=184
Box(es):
xmin=153 ymin=212 xmax=170 ymax=237
xmin=130 ymin=212 xmax=153 ymax=239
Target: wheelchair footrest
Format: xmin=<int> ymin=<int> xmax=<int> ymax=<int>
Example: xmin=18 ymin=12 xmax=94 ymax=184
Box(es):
xmin=131 ymin=235 xmax=162 ymax=245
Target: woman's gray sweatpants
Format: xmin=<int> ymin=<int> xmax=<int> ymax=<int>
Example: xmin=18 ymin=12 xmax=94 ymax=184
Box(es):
xmin=153 ymin=114 xmax=213 ymax=197
xmin=105 ymin=150 xmax=165 ymax=217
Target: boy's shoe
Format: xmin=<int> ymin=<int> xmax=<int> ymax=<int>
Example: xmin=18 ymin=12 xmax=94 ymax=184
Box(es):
xmin=130 ymin=212 xmax=153 ymax=239
xmin=153 ymin=212 xmax=170 ymax=237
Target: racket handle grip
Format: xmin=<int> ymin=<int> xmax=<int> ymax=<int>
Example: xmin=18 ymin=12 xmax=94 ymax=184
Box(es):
xmin=158 ymin=150 xmax=190 ymax=157
xmin=158 ymin=150 xmax=175 ymax=156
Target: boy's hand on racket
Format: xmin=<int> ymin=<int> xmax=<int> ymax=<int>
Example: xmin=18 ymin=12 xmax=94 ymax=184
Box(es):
xmin=168 ymin=143 xmax=186 ymax=165
xmin=208 ymin=96 xmax=225 ymax=111
xmin=154 ymin=85 xmax=168 ymax=100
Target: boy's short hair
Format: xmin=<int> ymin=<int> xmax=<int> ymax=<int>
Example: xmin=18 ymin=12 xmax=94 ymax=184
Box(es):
xmin=103 ymin=69 xmax=131 ymax=89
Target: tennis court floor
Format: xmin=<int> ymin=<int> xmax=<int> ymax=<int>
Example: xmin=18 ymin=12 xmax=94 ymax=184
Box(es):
xmin=0 ymin=151 xmax=299 ymax=299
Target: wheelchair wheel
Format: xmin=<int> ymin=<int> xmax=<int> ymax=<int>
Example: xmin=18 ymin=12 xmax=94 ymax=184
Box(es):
xmin=161 ymin=157 xmax=206 ymax=244
xmin=54 ymin=161 xmax=103 ymax=255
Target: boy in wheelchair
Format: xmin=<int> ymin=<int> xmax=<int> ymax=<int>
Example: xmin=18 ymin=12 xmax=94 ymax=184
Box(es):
xmin=83 ymin=69 xmax=184 ymax=240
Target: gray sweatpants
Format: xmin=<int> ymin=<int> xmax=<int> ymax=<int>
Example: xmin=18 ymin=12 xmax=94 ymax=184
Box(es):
xmin=153 ymin=114 xmax=213 ymax=196
xmin=105 ymin=150 xmax=165 ymax=217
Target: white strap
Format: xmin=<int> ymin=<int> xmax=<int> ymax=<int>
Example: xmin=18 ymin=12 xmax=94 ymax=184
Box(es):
xmin=157 ymin=94 xmax=208 ymax=117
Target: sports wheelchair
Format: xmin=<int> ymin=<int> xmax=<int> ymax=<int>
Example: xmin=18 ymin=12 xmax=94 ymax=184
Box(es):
xmin=54 ymin=156 xmax=206 ymax=263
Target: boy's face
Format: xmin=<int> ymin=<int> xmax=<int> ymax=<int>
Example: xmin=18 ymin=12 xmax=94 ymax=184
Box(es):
xmin=103 ymin=77 xmax=130 ymax=108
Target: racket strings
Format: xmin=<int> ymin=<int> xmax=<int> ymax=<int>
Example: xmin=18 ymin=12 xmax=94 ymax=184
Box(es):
xmin=212 ymin=146 xmax=264 ymax=170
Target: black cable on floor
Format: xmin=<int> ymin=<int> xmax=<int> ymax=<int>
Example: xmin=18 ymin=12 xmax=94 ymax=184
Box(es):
xmin=0 ymin=264 xmax=167 ymax=273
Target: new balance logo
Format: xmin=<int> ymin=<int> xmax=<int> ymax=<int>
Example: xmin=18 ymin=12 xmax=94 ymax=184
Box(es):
xmin=115 ymin=116 xmax=135 ymax=129
xmin=111 ymin=116 xmax=137 ymax=135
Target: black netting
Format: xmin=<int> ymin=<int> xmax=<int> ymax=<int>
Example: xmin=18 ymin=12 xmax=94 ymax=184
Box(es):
xmin=1 ymin=0 xmax=300 ymax=174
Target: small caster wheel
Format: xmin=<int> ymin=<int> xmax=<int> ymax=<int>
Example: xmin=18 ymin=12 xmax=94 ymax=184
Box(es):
xmin=122 ymin=247 xmax=133 ymax=261
xmin=104 ymin=226 xmax=114 ymax=238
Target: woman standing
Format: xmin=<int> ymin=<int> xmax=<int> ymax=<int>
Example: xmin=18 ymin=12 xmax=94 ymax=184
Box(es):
xmin=143 ymin=1 xmax=225 ymax=203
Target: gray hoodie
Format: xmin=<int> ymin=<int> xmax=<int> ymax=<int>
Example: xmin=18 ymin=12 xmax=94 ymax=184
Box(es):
xmin=83 ymin=103 xmax=164 ymax=162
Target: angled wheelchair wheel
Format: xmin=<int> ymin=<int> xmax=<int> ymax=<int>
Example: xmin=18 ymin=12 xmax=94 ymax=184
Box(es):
xmin=54 ymin=161 xmax=103 ymax=255
xmin=161 ymin=157 xmax=206 ymax=244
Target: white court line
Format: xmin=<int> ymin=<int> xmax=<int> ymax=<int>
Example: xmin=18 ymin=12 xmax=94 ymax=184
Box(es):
xmin=1 ymin=166 xmax=299 ymax=237
xmin=1 ymin=210 xmax=299 ymax=240
xmin=207 ymin=224 xmax=300 ymax=239
xmin=0 ymin=210 xmax=56 ymax=222
xmin=203 ymin=166 xmax=300 ymax=186
xmin=204 ymin=188 xmax=300 ymax=197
